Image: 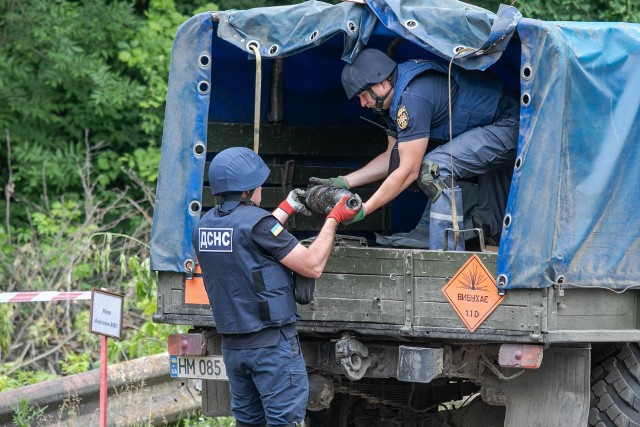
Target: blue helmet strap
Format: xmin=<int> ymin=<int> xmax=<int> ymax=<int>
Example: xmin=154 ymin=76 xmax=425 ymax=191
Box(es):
xmin=367 ymin=86 xmax=392 ymax=115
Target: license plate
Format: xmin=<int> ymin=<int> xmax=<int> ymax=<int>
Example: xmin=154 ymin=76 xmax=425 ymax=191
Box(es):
xmin=170 ymin=355 xmax=228 ymax=380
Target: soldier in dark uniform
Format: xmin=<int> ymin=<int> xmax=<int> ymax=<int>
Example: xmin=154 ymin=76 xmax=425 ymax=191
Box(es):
xmin=312 ymin=48 xmax=519 ymax=250
xmin=192 ymin=147 xmax=360 ymax=427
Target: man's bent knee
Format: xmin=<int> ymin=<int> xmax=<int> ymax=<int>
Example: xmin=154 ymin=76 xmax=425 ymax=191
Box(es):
xmin=418 ymin=159 xmax=454 ymax=204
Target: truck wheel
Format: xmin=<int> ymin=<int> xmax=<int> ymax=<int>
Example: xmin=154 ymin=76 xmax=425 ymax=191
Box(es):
xmin=590 ymin=343 xmax=640 ymax=426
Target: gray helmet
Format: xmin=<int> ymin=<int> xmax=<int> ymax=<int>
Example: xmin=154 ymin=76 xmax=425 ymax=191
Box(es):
xmin=341 ymin=49 xmax=397 ymax=100
xmin=209 ymin=147 xmax=270 ymax=195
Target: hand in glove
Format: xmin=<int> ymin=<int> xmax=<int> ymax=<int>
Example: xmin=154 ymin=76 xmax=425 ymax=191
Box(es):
xmin=326 ymin=194 xmax=362 ymax=224
xmin=343 ymin=205 xmax=365 ymax=225
xmin=278 ymin=189 xmax=312 ymax=216
xmin=309 ymin=176 xmax=350 ymax=190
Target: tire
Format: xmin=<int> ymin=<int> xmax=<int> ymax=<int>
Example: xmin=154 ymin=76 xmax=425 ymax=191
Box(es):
xmin=589 ymin=343 xmax=640 ymax=427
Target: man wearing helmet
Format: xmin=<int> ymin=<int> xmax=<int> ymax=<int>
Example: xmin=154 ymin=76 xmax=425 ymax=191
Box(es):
xmin=192 ymin=147 xmax=361 ymax=427
xmin=312 ymin=48 xmax=519 ymax=250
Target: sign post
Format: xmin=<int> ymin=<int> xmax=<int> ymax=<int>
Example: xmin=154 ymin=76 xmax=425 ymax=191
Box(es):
xmin=90 ymin=288 xmax=124 ymax=427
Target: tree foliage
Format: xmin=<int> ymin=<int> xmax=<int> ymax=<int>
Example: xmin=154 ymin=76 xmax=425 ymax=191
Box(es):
xmin=0 ymin=0 xmax=189 ymax=392
xmin=0 ymin=0 xmax=144 ymax=150
xmin=0 ymin=0 xmax=145 ymax=221
xmin=517 ymin=0 xmax=639 ymax=21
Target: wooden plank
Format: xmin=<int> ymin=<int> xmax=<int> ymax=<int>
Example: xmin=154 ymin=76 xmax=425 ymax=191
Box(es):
xmin=202 ymin=162 xmax=379 ymax=187
xmin=413 ymin=252 xmax=497 ymax=278
xmin=202 ymin=185 xmax=378 ymax=208
xmin=414 ymin=301 xmax=531 ymax=331
xmin=330 ymin=246 xmax=407 ymax=260
xmin=412 ymin=250 xmax=497 ymax=263
xmin=315 ymin=273 xmax=404 ymax=300
xmin=283 ymin=213 xmax=387 ymax=232
xmin=413 ymin=277 xmax=538 ymax=331
xmin=323 ymin=251 xmax=405 ymax=275
xmin=414 ymin=277 xmax=535 ymax=306
xmin=201 ymin=188 xmax=390 ymax=232
xmin=556 ymin=289 xmax=637 ymax=330
xmin=260 ymin=187 xmax=376 ymax=208
xmin=298 ymin=298 xmax=406 ymax=324
xmin=556 ymin=314 xmax=636 ymax=330
xmin=207 ymin=123 xmax=387 ymax=157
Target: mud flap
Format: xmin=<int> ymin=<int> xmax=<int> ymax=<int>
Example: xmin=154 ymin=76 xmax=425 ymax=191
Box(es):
xmin=202 ymin=379 xmax=232 ymax=416
xmin=202 ymin=334 xmax=232 ymax=417
xmin=503 ymin=346 xmax=590 ymax=426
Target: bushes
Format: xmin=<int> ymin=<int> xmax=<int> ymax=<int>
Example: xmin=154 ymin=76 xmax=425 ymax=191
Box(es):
xmin=0 ymin=0 xmax=190 ymax=391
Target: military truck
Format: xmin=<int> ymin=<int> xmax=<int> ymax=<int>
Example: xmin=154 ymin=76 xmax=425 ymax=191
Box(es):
xmin=150 ymin=1 xmax=640 ymax=425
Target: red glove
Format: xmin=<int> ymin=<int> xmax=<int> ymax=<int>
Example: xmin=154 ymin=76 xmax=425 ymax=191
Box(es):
xmin=278 ymin=189 xmax=312 ymax=216
xmin=326 ymin=195 xmax=362 ymax=224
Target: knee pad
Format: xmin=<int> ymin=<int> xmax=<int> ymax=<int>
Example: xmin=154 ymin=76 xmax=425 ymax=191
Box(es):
xmin=418 ymin=159 xmax=442 ymax=202
xmin=418 ymin=160 xmax=454 ymax=204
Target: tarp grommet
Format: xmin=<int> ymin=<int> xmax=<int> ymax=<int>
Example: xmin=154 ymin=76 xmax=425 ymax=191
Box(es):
xmin=453 ymin=45 xmax=467 ymax=54
xmin=503 ymin=214 xmax=512 ymax=229
xmin=521 ymin=92 xmax=531 ymax=107
xmin=522 ymin=65 xmax=533 ymax=81
xmin=246 ymin=40 xmax=260 ymax=53
xmin=198 ymin=53 xmax=211 ymax=69
xmin=268 ymin=44 xmax=280 ymax=56
xmin=347 ymin=20 xmax=357 ymax=34
xmin=309 ymin=30 xmax=319 ymax=42
xmin=514 ymin=156 xmax=523 ymax=171
xmin=404 ymin=19 xmax=418 ymax=29
xmin=197 ymin=81 xmax=210 ymax=95
xmin=189 ymin=200 xmax=201 ymax=215
xmin=497 ymin=275 xmax=508 ymax=288
xmin=193 ymin=142 xmax=206 ymax=157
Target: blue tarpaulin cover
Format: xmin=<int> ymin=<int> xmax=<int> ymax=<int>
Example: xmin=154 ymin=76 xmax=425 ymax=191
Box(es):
xmin=501 ymin=19 xmax=640 ymax=291
xmin=150 ymin=0 xmax=640 ymax=291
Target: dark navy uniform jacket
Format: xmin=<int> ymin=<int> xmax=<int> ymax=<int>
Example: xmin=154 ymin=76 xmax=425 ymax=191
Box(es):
xmin=389 ymin=60 xmax=503 ymax=143
xmin=192 ymin=203 xmax=298 ymax=335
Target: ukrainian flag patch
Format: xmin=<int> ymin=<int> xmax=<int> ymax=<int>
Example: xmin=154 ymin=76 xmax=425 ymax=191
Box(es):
xmin=270 ymin=223 xmax=284 ymax=237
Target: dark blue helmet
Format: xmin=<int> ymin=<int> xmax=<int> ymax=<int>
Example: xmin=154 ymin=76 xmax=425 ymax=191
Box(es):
xmin=209 ymin=147 xmax=270 ymax=195
xmin=341 ymin=49 xmax=397 ymax=100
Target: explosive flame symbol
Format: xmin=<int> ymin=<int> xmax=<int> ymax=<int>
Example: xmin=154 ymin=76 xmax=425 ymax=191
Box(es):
xmin=458 ymin=264 xmax=488 ymax=291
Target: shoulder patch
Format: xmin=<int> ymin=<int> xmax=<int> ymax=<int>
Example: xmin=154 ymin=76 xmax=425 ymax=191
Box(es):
xmin=396 ymin=105 xmax=409 ymax=130
xmin=270 ymin=223 xmax=284 ymax=237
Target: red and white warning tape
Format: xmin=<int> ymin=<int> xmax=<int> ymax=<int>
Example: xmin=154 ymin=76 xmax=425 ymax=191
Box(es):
xmin=0 ymin=291 xmax=92 ymax=303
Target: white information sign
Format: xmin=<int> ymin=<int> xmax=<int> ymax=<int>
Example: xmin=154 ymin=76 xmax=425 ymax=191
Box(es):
xmin=90 ymin=289 xmax=124 ymax=339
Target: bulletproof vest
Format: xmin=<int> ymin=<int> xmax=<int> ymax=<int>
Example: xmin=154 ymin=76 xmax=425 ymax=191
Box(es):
xmin=192 ymin=204 xmax=297 ymax=334
xmin=389 ymin=60 xmax=503 ymax=143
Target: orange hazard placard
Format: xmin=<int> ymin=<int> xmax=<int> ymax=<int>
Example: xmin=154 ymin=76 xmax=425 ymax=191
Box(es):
xmin=442 ymin=254 xmax=505 ymax=332
xmin=184 ymin=263 xmax=210 ymax=305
